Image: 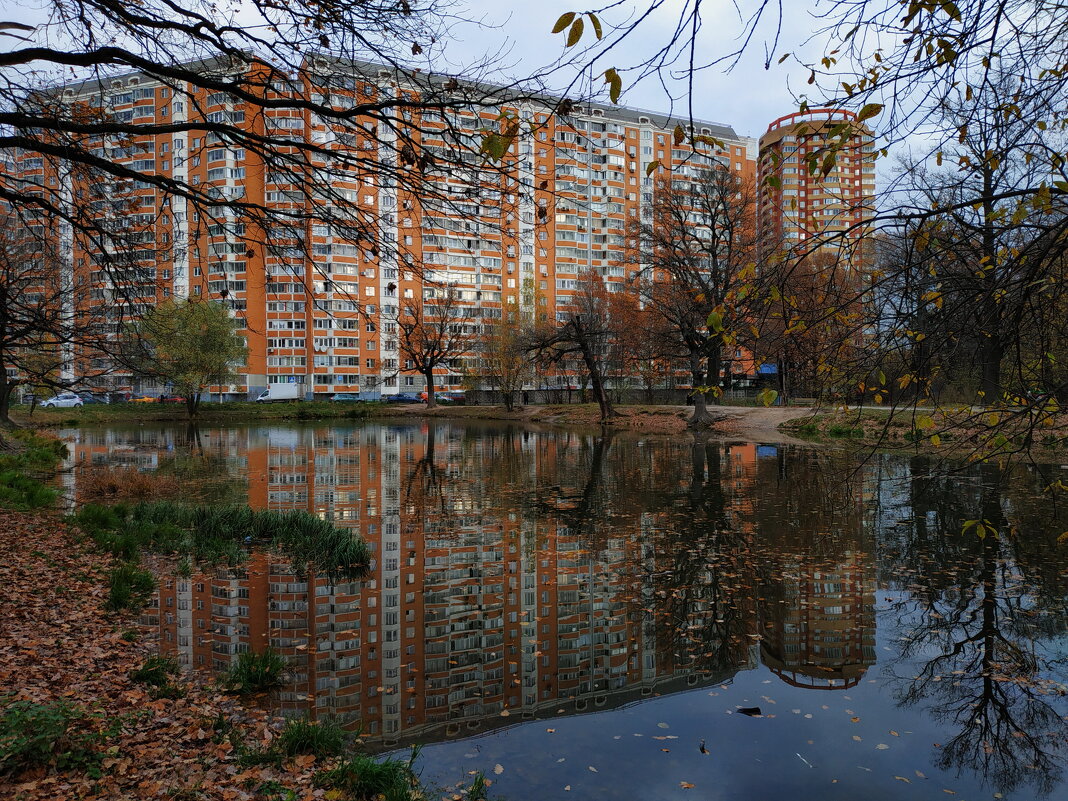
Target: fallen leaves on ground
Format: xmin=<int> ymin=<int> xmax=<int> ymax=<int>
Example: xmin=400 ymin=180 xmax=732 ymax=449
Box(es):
xmin=0 ymin=510 xmax=349 ymax=800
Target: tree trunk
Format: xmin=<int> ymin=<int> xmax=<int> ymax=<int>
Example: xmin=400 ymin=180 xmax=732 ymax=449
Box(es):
xmin=706 ymin=350 xmax=722 ymax=405
xmin=502 ymin=389 xmax=514 ymax=412
xmin=978 ymin=337 xmax=1004 ymax=405
xmin=186 ymin=393 xmax=200 ymax=420
xmin=578 ymin=340 xmax=614 ymax=422
xmin=0 ymin=372 xmax=16 ymax=429
xmin=688 ymin=352 xmax=716 ymax=427
xmin=424 ymin=370 xmax=436 ymax=408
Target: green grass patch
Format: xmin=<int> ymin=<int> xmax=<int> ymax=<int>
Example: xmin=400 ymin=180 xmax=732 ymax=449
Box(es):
xmin=0 ymin=469 xmax=58 ymax=509
xmin=130 ymin=655 xmax=184 ymax=699
xmin=19 ymin=400 xmax=388 ymax=427
xmin=221 ymin=648 xmax=288 ymax=694
xmin=0 ymin=697 xmax=121 ymax=778
xmin=129 ymin=655 xmax=179 ymax=687
xmin=0 ymin=431 xmax=66 ymax=509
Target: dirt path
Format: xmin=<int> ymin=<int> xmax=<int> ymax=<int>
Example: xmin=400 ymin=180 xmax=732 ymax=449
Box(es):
xmin=701 ymin=405 xmax=817 ymax=444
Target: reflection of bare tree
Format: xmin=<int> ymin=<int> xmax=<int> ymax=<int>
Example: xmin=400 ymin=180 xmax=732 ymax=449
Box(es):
xmin=643 ymin=434 xmax=754 ymax=674
xmin=886 ymin=467 xmax=1068 ymax=796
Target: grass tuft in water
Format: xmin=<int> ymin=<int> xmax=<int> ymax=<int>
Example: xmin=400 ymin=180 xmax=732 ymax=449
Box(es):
xmin=73 ymin=502 xmax=370 ymax=581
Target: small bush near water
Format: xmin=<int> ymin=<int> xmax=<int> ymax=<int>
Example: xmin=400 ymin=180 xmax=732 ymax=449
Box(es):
xmin=314 ymin=747 xmax=424 ymax=801
xmin=0 ymin=432 xmax=66 ymax=509
xmin=221 ymin=648 xmax=288 ymax=694
xmin=239 ymin=717 xmax=347 ymax=765
xmin=105 ymin=562 xmax=156 ymax=612
xmin=77 ymin=466 xmax=182 ymax=503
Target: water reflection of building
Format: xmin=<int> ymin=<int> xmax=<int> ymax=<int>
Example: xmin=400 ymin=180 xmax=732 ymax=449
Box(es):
xmin=75 ymin=425 xmax=878 ymax=744
xmin=751 ymin=446 xmax=877 ymax=689
xmin=125 ymin=425 xmax=757 ymax=746
xmin=758 ymin=551 xmax=876 ymax=689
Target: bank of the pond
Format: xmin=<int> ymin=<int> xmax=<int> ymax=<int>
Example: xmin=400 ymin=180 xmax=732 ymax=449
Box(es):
xmin=782 ymin=406 xmax=1068 ymax=456
xmin=17 ymin=399 xmax=822 ymax=439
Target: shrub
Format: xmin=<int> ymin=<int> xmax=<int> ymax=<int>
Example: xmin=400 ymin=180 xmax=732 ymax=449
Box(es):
xmin=129 ymin=655 xmax=180 ymax=688
xmin=274 ymin=717 xmax=346 ymax=758
xmin=314 ymin=748 xmax=421 ymax=801
xmin=0 ymin=699 xmax=107 ymax=777
xmin=0 ymin=470 xmax=58 ymax=509
xmin=240 ymin=717 xmax=347 ymax=766
xmin=78 ymin=466 xmax=182 ymax=503
xmin=827 ymin=424 xmax=863 ymax=437
xmin=105 ymin=563 xmax=156 ymax=612
xmin=222 ymin=648 xmax=287 ymax=694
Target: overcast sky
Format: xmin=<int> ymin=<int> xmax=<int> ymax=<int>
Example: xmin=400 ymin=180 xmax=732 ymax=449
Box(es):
xmin=442 ymin=1 xmax=825 ymax=141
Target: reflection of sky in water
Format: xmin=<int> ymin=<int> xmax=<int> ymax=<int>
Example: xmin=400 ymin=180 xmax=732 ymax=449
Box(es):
xmin=65 ymin=422 xmax=1068 ymax=799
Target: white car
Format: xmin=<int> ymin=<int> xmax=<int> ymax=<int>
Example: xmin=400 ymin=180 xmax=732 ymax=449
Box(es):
xmin=41 ymin=392 xmax=84 ymax=408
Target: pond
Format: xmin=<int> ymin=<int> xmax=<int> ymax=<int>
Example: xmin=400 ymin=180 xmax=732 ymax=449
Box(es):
xmin=62 ymin=421 xmax=1068 ymax=800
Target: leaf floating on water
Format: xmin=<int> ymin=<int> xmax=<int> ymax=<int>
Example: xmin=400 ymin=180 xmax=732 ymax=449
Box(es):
xmin=657 ymin=722 xmax=670 ymax=729
xmin=894 ymin=776 xmax=911 ymax=783
xmin=493 ymin=764 xmax=504 ymax=775
xmin=850 ymin=717 xmax=860 ymax=723
xmin=875 ymin=744 xmax=890 ymax=750
xmin=588 ymin=766 xmax=598 ymax=773
xmin=915 ymin=771 xmax=927 ymax=779
xmin=889 ymin=730 xmax=899 ymax=737
xmin=564 ymin=786 xmax=571 ymax=792
xmin=546 ymin=728 xmax=555 ymax=733
xmin=680 ymin=782 xmax=695 ymax=789
xmin=852 ymin=736 xmax=862 ymax=742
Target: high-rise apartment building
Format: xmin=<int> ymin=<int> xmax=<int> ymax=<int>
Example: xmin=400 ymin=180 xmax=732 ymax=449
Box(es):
xmin=7 ymin=59 xmax=760 ymax=399
xmin=756 ymin=108 xmax=875 ymax=265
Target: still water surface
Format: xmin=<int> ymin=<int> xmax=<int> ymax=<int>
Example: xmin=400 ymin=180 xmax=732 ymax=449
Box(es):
xmin=64 ymin=421 xmax=1068 ymax=800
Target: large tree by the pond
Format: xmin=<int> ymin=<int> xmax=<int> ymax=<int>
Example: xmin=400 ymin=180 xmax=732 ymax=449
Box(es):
xmin=123 ymin=299 xmax=247 ymax=419
xmin=626 ymin=168 xmax=760 ymax=426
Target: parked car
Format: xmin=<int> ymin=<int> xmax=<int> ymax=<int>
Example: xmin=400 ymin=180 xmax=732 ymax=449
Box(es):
xmin=330 ymin=393 xmax=362 ymax=403
xmin=40 ymin=392 xmax=83 ymax=409
xmin=386 ymin=392 xmax=421 ymax=403
xmin=157 ymin=394 xmax=186 ymax=404
xmin=77 ymin=392 xmax=109 ymax=404
xmin=418 ymin=390 xmax=465 ymax=404
xmin=130 ymin=394 xmax=157 ymax=403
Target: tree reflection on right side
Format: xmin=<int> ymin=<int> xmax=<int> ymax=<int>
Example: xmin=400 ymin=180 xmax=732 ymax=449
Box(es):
xmin=876 ymin=457 xmax=1068 ymax=796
